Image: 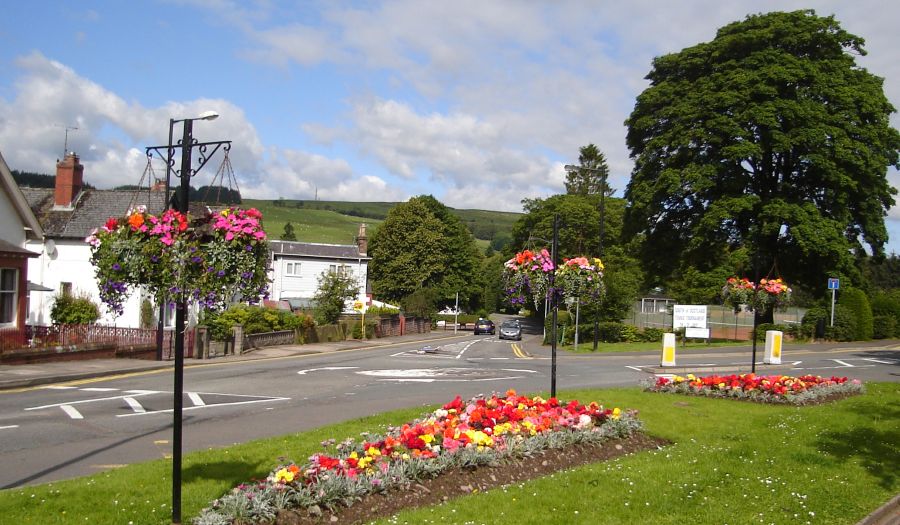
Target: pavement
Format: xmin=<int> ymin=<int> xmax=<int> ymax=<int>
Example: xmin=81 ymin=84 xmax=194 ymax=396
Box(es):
xmin=0 ymin=330 xmax=464 ymax=391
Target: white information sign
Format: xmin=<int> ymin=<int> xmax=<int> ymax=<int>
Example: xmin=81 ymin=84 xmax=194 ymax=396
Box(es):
xmin=685 ymin=327 xmax=710 ymax=339
xmin=673 ymin=305 xmax=708 ymax=329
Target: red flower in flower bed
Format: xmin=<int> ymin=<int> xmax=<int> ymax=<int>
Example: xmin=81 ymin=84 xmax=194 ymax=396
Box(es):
xmin=649 ymin=373 xmax=863 ymax=405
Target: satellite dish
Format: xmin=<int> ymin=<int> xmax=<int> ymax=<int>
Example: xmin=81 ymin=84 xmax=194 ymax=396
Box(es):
xmin=45 ymin=239 xmax=56 ymax=256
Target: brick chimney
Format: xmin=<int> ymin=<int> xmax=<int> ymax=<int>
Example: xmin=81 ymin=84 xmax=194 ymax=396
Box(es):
xmin=54 ymin=152 xmax=84 ymax=208
xmin=356 ymin=223 xmax=368 ymax=256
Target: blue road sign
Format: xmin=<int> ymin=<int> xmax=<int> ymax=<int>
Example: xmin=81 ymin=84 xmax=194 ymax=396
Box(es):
xmin=828 ymin=278 xmax=840 ymax=290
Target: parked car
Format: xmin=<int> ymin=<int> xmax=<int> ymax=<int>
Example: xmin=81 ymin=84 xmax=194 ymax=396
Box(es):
xmin=473 ymin=318 xmax=495 ymax=335
xmin=498 ymin=320 xmax=522 ymax=340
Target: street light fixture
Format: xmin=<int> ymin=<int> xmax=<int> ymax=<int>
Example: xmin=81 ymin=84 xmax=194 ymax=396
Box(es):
xmin=564 ymin=164 xmax=607 ymax=351
xmin=145 ymin=112 xmax=230 ymax=525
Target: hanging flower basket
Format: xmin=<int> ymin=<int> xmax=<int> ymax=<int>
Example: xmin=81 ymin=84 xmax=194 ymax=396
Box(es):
xmin=722 ymin=276 xmax=792 ymax=313
xmin=502 ymin=249 xmax=554 ymax=310
xmin=86 ymin=206 xmax=271 ymax=316
xmin=555 ymin=256 xmax=605 ymax=302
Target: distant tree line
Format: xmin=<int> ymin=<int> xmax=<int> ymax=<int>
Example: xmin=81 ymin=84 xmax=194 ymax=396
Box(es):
xmin=11 ymin=169 xmax=95 ymax=189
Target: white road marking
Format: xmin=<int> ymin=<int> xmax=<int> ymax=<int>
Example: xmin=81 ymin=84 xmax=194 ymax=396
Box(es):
xmin=832 ymin=359 xmax=854 ymax=367
xmin=861 ymin=358 xmax=895 ymax=364
xmin=382 ymin=376 xmax=524 ymax=383
xmin=625 ymin=365 xmax=647 ymax=371
xmin=455 ymin=340 xmax=482 ymax=359
xmin=81 ymin=387 xmax=118 ymax=392
xmin=25 ymin=391 xmax=158 ymax=411
xmin=297 ymin=367 xmax=358 ymax=375
xmin=117 ymin=396 xmax=290 ymax=417
xmin=0 ymin=425 xmax=20 ymax=430
xmin=123 ymin=397 xmax=146 ymax=413
xmin=60 ymin=405 xmax=83 ymax=420
xmin=187 ymin=392 xmax=206 ymax=406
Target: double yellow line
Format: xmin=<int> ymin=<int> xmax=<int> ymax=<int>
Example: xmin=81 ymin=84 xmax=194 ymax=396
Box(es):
xmin=511 ymin=343 xmax=532 ymax=359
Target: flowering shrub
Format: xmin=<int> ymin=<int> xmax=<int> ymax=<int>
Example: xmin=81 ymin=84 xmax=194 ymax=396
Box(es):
xmin=87 ymin=206 xmax=270 ymax=315
xmin=194 ymin=390 xmax=641 ymax=524
xmin=646 ymin=373 xmax=863 ymax=405
xmin=555 ymin=256 xmax=604 ymax=301
xmin=722 ymin=276 xmax=792 ymax=313
xmin=503 ymin=249 xmax=555 ymax=309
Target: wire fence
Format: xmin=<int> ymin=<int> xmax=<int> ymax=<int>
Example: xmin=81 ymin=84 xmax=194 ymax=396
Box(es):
xmin=625 ymin=303 xmax=806 ymax=340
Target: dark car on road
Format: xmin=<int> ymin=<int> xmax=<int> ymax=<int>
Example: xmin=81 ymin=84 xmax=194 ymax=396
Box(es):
xmin=498 ymin=320 xmax=522 ymax=340
xmin=473 ymin=319 xmax=495 ymax=335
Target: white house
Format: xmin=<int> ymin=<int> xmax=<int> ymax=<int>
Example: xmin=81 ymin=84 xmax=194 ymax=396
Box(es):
xmin=0 ymin=150 xmax=43 ymax=332
xmin=268 ymin=224 xmax=371 ymax=311
xmin=22 ymin=152 xmax=167 ymax=327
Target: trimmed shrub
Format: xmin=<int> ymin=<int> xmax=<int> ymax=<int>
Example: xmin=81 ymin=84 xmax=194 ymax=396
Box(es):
xmin=351 ymin=320 xmax=376 ymax=339
xmin=597 ymin=321 xmax=629 ymax=343
xmin=825 ymin=304 xmax=857 ymax=342
xmin=203 ymin=305 xmax=314 ymax=341
xmin=870 ymin=291 xmax=900 ymax=337
xmin=801 ymin=307 xmax=828 ymax=339
xmin=872 ymin=315 xmax=896 ymax=340
xmin=50 ymin=292 xmax=100 ymax=325
xmin=639 ymin=327 xmax=665 ymax=342
xmin=838 ymin=288 xmax=873 ymax=340
xmin=754 ymin=323 xmax=789 ymax=342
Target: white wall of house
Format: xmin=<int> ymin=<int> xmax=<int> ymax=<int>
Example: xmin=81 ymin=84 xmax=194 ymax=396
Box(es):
xmin=0 ymin=190 xmax=26 ymax=247
xmin=270 ymin=256 xmax=368 ymax=307
xmin=25 ymin=239 xmax=145 ymax=327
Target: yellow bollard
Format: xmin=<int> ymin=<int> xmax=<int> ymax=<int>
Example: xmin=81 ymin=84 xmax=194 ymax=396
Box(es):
xmin=661 ymin=333 xmax=677 ymax=366
xmin=764 ymin=330 xmax=783 ymax=364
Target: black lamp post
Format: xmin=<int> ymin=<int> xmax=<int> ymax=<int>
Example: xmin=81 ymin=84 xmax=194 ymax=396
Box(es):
xmin=146 ymin=111 xmax=230 ymax=525
xmin=563 ymin=164 xmax=606 ymax=351
xmin=549 ymin=214 xmax=560 ymax=397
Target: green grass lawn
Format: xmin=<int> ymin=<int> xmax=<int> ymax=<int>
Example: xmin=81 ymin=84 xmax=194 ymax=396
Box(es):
xmin=1 ymin=383 xmax=896 ymax=524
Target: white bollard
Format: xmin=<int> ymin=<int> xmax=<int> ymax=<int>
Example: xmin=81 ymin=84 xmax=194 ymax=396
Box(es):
xmin=661 ymin=333 xmax=677 ymax=366
xmin=764 ymin=330 xmax=783 ymax=364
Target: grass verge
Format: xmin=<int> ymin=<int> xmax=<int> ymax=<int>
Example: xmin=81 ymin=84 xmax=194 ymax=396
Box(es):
xmin=563 ymin=340 xmax=747 ymax=353
xmin=1 ymin=384 xmax=897 ymax=524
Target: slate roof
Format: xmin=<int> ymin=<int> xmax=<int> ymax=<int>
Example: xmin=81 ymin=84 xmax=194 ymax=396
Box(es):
xmin=270 ymin=239 xmax=369 ymax=260
xmin=21 ymin=187 xmax=167 ymax=239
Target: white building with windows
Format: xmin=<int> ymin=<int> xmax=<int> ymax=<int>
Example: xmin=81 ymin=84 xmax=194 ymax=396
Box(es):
xmin=0 ymin=150 xmax=43 ymax=332
xmin=268 ymin=225 xmax=371 ymax=310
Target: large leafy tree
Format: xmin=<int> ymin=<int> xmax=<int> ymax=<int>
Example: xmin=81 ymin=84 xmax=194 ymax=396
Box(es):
xmin=369 ymin=195 xmax=482 ymax=307
xmin=511 ymin=193 xmax=623 ymax=260
xmin=624 ymin=10 xmax=900 ymax=298
xmin=565 ymin=144 xmax=612 ymax=197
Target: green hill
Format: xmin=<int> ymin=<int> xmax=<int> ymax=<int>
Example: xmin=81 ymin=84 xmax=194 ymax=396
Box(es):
xmin=243 ymin=198 xmax=521 ymax=246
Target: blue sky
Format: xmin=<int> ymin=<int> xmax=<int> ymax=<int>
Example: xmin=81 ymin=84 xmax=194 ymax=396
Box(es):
xmin=2 ymin=1 xmax=899 ymax=255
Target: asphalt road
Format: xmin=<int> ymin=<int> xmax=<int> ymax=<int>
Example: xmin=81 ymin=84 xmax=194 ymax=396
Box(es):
xmin=0 ymin=329 xmax=897 ymax=489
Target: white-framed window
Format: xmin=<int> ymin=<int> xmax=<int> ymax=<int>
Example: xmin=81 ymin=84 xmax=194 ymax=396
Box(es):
xmin=285 ymin=262 xmax=302 ymax=276
xmin=60 ymin=282 xmax=73 ymax=297
xmin=329 ymin=264 xmax=352 ymax=277
xmin=0 ymin=268 xmax=18 ymax=326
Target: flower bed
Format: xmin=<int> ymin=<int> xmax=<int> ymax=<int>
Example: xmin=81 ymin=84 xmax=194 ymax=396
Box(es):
xmin=194 ymin=390 xmax=642 ymax=525
xmin=646 ymin=373 xmax=864 ymax=405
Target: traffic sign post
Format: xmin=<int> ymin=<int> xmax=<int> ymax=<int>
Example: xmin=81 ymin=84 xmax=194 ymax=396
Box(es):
xmin=828 ymin=278 xmax=840 ymax=327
